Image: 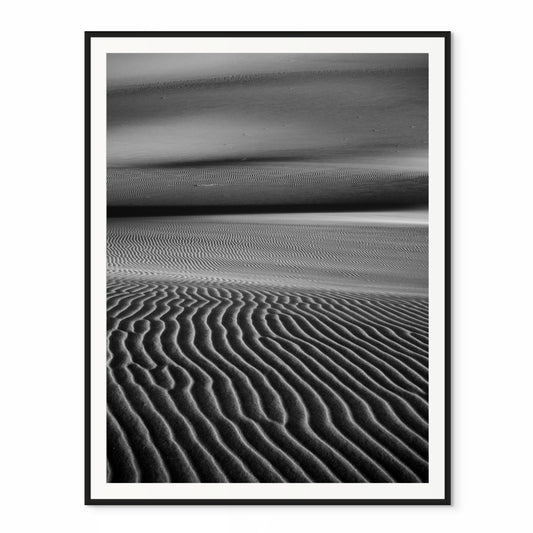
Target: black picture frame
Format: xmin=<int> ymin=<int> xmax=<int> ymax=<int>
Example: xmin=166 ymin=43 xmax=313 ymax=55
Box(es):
xmin=85 ymin=31 xmax=451 ymax=505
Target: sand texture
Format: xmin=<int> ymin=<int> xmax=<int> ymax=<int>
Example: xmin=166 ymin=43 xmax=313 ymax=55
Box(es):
xmin=107 ymin=215 xmax=428 ymax=482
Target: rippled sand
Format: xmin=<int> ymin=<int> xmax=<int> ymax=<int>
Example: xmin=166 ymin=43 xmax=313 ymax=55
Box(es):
xmin=107 ymin=214 xmax=428 ymax=482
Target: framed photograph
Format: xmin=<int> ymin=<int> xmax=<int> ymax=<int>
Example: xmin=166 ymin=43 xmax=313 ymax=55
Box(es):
xmin=86 ymin=31 xmax=450 ymax=504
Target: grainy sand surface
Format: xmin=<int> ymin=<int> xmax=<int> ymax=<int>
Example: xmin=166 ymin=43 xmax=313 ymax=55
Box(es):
xmin=107 ymin=215 xmax=428 ymax=482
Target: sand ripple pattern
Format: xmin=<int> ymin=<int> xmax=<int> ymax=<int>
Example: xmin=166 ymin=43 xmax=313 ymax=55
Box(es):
xmin=107 ymin=281 xmax=428 ymax=483
xmin=107 ymin=217 xmax=428 ymax=482
xmin=108 ymin=218 xmax=427 ymax=294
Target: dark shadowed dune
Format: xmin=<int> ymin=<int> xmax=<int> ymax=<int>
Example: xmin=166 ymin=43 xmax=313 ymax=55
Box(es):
xmin=106 ymin=215 xmax=428 ymax=483
xmin=107 ymin=164 xmax=427 ymax=209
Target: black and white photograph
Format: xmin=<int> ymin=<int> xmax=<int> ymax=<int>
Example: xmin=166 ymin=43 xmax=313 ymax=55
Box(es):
xmin=9 ymin=1 xmax=533 ymax=529
xmin=87 ymin=33 xmax=449 ymax=503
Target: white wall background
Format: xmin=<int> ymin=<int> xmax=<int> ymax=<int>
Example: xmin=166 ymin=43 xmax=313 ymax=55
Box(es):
xmin=2 ymin=1 xmax=532 ymax=531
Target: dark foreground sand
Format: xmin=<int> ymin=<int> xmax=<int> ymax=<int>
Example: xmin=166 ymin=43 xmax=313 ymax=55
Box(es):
xmin=107 ymin=214 xmax=428 ymax=482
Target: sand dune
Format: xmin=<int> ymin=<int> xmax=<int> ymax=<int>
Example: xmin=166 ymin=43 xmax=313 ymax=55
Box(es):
xmin=105 ymin=53 xmax=429 ymax=484
xmin=106 ymin=216 xmax=428 ymax=482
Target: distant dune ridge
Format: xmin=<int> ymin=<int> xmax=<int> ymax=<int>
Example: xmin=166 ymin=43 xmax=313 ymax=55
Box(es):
xmin=106 ymin=53 xmax=429 ymax=483
xmin=108 ymin=164 xmax=427 ymax=210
